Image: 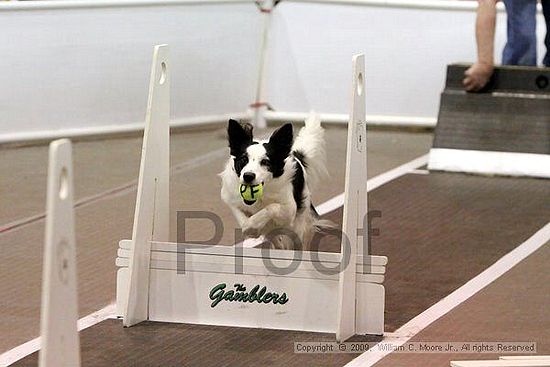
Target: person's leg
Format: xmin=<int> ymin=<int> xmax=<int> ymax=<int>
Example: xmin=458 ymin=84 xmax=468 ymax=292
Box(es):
xmin=502 ymin=0 xmax=537 ymax=65
xmin=542 ymin=0 xmax=550 ymax=66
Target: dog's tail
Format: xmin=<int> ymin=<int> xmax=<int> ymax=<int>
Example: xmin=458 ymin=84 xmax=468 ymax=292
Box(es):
xmin=311 ymin=206 xmax=336 ymax=232
xmin=302 ymin=204 xmax=337 ymax=250
xmin=292 ymin=111 xmax=327 ymax=191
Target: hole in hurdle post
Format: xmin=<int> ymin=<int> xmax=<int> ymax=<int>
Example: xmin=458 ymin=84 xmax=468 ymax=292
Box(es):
xmin=535 ymin=75 xmax=548 ymax=90
xmin=159 ymin=62 xmax=167 ymax=85
xmin=59 ymin=167 xmax=68 ymax=200
xmin=357 ymin=72 xmax=364 ymax=96
xmin=57 ymin=239 xmax=70 ymax=285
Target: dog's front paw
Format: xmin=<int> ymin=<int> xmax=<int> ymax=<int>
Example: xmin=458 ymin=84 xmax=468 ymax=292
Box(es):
xmin=243 ymin=227 xmax=260 ymax=238
xmin=242 ymin=218 xmax=262 ymax=238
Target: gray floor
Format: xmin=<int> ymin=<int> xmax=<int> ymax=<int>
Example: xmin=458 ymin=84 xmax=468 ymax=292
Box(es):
xmin=0 ymin=126 xmax=433 ymax=353
xmin=10 ymin=150 xmax=550 ymax=367
xmin=374 ymin=243 xmax=550 ymax=367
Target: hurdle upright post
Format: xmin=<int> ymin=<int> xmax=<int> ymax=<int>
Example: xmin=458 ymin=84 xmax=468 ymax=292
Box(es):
xmin=336 ymin=54 xmax=367 ymax=342
xmin=123 ymin=44 xmax=170 ymax=326
xmin=39 ymin=139 xmax=80 ymax=367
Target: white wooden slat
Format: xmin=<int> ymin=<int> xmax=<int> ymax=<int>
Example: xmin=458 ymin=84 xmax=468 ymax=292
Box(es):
xmin=500 ymin=357 xmax=550 ymax=361
xmin=336 ymin=54 xmax=367 ymax=342
xmin=119 ymin=239 xmax=388 ymax=266
xmin=123 ymin=44 xmax=170 ymax=327
xmin=39 ymin=139 xmax=80 ymax=367
xmin=116 ymin=248 xmax=386 ymax=274
xmin=115 ymin=257 xmax=385 ymax=283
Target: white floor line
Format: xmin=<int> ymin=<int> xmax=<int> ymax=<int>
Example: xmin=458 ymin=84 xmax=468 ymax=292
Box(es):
xmin=316 ymin=154 xmax=429 ymax=215
xmin=345 ymin=222 xmax=550 ymax=367
xmin=410 ymin=168 xmax=430 ymax=175
xmin=0 ymin=304 xmax=116 ymax=367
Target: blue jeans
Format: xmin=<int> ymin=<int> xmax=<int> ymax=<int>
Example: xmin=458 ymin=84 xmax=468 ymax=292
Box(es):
xmin=502 ymin=0 xmax=550 ymax=67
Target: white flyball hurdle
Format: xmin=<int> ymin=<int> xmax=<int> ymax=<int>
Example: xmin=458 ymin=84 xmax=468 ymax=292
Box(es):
xmin=40 ymin=139 xmax=81 ymax=367
xmin=117 ymin=45 xmax=386 ymax=341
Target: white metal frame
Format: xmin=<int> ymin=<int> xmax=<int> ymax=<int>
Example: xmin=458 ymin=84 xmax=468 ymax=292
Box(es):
xmin=0 ymin=0 xmax=515 ymax=13
xmin=118 ymin=45 xmax=386 ymax=340
xmin=248 ymin=0 xmax=274 ymax=129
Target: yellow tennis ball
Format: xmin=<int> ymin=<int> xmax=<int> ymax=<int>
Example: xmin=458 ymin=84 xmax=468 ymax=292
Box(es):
xmin=240 ymin=183 xmax=264 ymax=205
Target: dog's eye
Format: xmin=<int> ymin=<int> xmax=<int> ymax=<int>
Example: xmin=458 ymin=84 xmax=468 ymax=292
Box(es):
xmin=260 ymin=159 xmax=270 ymax=166
xmin=234 ymin=155 xmax=249 ymax=172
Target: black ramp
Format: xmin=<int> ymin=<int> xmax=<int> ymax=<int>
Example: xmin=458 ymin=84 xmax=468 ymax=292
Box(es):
xmin=434 ymin=92 xmax=550 ymax=154
xmin=432 ymin=64 xmax=550 ymax=154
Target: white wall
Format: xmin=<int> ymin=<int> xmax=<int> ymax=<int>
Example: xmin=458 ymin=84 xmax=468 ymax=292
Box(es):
xmin=0 ymin=0 xmax=548 ymax=142
xmin=265 ymin=1 xmax=547 ymax=124
xmin=0 ymin=1 xmax=262 ymax=141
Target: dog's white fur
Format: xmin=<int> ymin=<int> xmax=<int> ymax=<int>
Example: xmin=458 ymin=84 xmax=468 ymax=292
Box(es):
xmin=220 ymin=113 xmax=328 ymax=250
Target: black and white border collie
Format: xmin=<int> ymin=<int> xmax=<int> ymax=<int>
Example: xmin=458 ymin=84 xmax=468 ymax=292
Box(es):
xmin=220 ymin=113 xmax=329 ymax=250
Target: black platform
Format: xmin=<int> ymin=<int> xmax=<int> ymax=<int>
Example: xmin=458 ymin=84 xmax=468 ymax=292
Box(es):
xmin=433 ymin=64 xmax=550 ymax=155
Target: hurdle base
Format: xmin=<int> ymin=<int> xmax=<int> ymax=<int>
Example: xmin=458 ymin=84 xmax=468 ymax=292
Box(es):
xmin=116 ymin=268 xmax=384 ymax=335
xmin=115 ymin=240 xmax=386 ymax=336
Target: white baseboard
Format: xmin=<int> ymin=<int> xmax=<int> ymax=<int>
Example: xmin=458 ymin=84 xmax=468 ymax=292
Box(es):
xmin=0 ymin=112 xmax=248 ymax=145
xmin=0 ymin=110 xmax=436 ymax=146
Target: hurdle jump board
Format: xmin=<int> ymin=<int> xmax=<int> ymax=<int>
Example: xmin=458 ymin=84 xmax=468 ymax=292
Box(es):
xmin=116 ymin=241 xmax=385 ymax=335
xmin=428 ymin=63 xmax=550 ymax=179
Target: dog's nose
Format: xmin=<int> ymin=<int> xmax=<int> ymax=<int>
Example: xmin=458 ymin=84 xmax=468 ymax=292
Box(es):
xmin=243 ymin=172 xmax=256 ymax=183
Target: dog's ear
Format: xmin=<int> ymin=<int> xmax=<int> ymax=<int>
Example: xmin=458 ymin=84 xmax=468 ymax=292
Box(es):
xmin=227 ymin=119 xmax=253 ymax=156
xmin=267 ymin=123 xmax=293 ymax=158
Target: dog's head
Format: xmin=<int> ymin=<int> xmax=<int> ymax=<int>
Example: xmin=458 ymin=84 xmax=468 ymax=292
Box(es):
xmin=227 ymin=119 xmax=293 ymax=185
